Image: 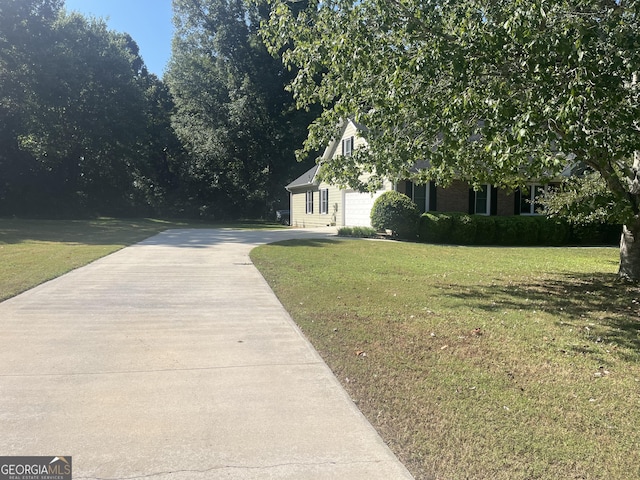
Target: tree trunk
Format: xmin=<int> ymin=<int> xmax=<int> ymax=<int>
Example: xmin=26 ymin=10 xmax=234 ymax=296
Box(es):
xmin=618 ymin=219 xmax=640 ymax=280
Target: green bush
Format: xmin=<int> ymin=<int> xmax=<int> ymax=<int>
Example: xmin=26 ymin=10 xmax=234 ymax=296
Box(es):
xmin=536 ymin=217 xmax=570 ymax=245
xmin=338 ymin=226 xmax=378 ymax=238
xmin=500 ymin=216 xmax=541 ymax=245
xmin=418 ymin=212 xmax=610 ymax=246
xmin=570 ymin=223 xmax=621 ymax=245
xmin=370 ymin=191 xmax=420 ymax=239
xmin=492 ymin=217 xmax=517 ymax=245
xmin=419 ymin=213 xmax=455 ymax=243
xmin=473 ymin=215 xmax=496 ymax=245
xmin=515 ymin=216 xmax=540 ymax=245
xmin=600 ymin=223 xmax=622 ymax=245
xmin=418 ymin=214 xmax=434 ymax=242
xmin=449 ymin=213 xmax=477 ymax=244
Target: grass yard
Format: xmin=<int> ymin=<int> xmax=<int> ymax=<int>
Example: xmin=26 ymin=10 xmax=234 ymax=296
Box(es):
xmin=0 ymin=218 xmax=277 ymax=302
xmin=251 ymin=239 xmax=640 ymax=480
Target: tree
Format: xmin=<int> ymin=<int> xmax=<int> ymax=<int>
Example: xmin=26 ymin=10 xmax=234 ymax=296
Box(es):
xmin=19 ymin=12 xmax=150 ymax=214
xmin=132 ymin=72 xmax=188 ymax=215
xmin=0 ymin=1 xmax=165 ymax=216
xmin=0 ymin=0 xmax=64 ymax=213
xmin=166 ymin=0 xmax=317 ymax=219
xmin=259 ymin=0 xmax=640 ymax=279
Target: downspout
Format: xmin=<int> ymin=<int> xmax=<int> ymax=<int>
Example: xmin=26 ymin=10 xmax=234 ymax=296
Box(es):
xmin=289 ymin=190 xmax=293 ymax=226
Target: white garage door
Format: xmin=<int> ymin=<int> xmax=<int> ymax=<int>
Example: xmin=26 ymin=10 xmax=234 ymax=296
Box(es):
xmin=344 ymin=190 xmax=383 ymax=227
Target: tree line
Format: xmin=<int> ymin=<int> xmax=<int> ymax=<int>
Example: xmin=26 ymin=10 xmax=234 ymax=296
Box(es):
xmin=0 ymin=0 xmax=316 ymax=219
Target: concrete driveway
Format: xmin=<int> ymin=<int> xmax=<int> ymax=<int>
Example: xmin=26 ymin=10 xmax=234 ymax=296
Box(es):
xmin=0 ymin=228 xmax=414 ymax=479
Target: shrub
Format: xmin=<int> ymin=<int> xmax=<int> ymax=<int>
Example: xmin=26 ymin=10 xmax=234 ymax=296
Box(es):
xmin=536 ymin=217 xmax=570 ymax=245
xmin=419 ymin=213 xmax=455 ymax=243
xmin=449 ymin=213 xmax=477 ymax=244
xmin=600 ymin=224 xmax=622 ymax=245
xmin=494 ymin=217 xmax=519 ymax=245
xmin=370 ymin=191 xmax=420 ymax=239
xmin=418 ymin=212 xmax=604 ymax=246
xmin=338 ymin=226 xmax=378 ymax=238
xmin=473 ymin=215 xmax=496 ymax=245
xmin=513 ymin=216 xmax=540 ymax=245
xmin=570 ymin=222 xmax=621 ymax=245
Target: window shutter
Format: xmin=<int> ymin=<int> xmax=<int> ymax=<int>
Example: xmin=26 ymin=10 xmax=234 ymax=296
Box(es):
xmin=514 ymin=189 xmax=521 ymax=215
xmin=429 ymin=181 xmax=437 ymax=211
xmin=490 ymin=186 xmax=498 ymax=216
xmin=468 ymin=188 xmax=475 ymax=214
xmin=341 ymin=137 xmax=354 ymax=157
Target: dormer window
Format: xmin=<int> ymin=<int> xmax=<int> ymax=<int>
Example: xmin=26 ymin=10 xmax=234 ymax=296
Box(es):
xmin=342 ymin=136 xmax=354 ymax=157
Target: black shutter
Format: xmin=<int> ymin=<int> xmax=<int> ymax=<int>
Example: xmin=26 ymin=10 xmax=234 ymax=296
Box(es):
xmin=468 ymin=188 xmax=475 ymax=214
xmin=514 ymin=188 xmax=521 ymax=215
xmin=490 ymin=186 xmax=498 ymax=216
xmin=429 ymin=181 xmax=437 ymax=211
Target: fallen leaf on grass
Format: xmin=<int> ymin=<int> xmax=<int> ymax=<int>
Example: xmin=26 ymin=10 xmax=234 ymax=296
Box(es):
xmin=355 ymin=350 xmax=368 ymax=357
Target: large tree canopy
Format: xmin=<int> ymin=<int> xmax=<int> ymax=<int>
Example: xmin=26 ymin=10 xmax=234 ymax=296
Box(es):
xmin=259 ymin=0 xmax=640 ymax=277
xmin=0 ymin=0 xmax=174 ymax=215
xmin=167 ymin=0 xmax=317 ymax=219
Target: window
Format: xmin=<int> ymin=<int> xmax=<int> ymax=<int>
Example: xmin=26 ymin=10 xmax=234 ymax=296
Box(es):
xmin=406 ymin=181 xmax=428 ymax=214
xmin=519 ymin=184 xmax=546 ymax=215
xmin=305 ymin=190 xmax=314 ymax=214
xmin=474 ymin=185 xmax=490 ymax=215
xmin=342 ymin=136 xmax=354 ymax=157
xmin=320 ymin=188 xmax=329 ymax=214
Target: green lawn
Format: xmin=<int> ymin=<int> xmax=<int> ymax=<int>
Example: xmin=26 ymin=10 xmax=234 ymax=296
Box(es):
xmin=0 ymin=218 xmax=276 ymax=301
xmin=251 ymin=239 xmax=640 ymax=480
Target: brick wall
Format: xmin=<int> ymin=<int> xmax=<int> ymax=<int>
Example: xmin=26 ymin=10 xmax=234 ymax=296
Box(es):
xmin=436 ymin=180 xmax=469 ymax=213
xmin=434 ymin=180 xmax=516 ymax=216
xmin=496 ymin=189 xmax=516 ymax=216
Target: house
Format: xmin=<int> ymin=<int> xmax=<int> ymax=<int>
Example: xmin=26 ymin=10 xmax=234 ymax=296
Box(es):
xmin=285 ymin=119 xmax=555 ymax=228
xmin=285 ymin=119 xmax=393 ymax=228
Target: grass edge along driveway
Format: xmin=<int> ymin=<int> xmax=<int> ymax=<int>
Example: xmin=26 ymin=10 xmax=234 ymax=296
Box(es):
xmin=251 ymin=238 xmax=640 ymax=480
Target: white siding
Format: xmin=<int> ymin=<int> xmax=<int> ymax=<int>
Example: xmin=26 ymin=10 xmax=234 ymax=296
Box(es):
xmin=289 ymin=181 xmax=345 ymax=227
xmin=287 ymin=119 xmax=394 ymax=228
xmin=331 ymin=121 xmax=394 ymax=227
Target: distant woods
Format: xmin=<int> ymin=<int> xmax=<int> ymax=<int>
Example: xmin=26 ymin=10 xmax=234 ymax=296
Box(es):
xmin=0 ymin=0 xmax=316 ymax=219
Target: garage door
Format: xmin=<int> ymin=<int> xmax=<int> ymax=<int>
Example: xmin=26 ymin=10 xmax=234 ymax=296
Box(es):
xmin=344 ymin=190 xmax=383 ymax=227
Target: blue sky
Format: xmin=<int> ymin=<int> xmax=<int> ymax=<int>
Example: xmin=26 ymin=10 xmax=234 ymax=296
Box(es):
xmin=63 ymin=0 xmax=174 ymax=77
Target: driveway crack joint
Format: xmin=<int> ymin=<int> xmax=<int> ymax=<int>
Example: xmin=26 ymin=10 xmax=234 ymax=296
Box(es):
xmin=76 ymin=459 xmax=388 ymax=479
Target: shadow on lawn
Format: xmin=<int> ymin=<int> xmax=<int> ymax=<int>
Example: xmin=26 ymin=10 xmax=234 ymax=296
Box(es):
xmin=0 ymin=218 xmax=182 ymax=245
xmin=443 ymin=272 xmax=640 ymax=357
xmin=273 ymin=238 xmax=338 ymax=248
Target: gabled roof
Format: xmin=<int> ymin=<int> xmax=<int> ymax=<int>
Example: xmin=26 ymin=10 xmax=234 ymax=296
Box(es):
xmin=286 ymin=118 xmax=372 ymax=192
xmin=285 ymin=164 xmax=320 ymax=191
xmin=320 ymin=118 xmax=367 ymax=162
